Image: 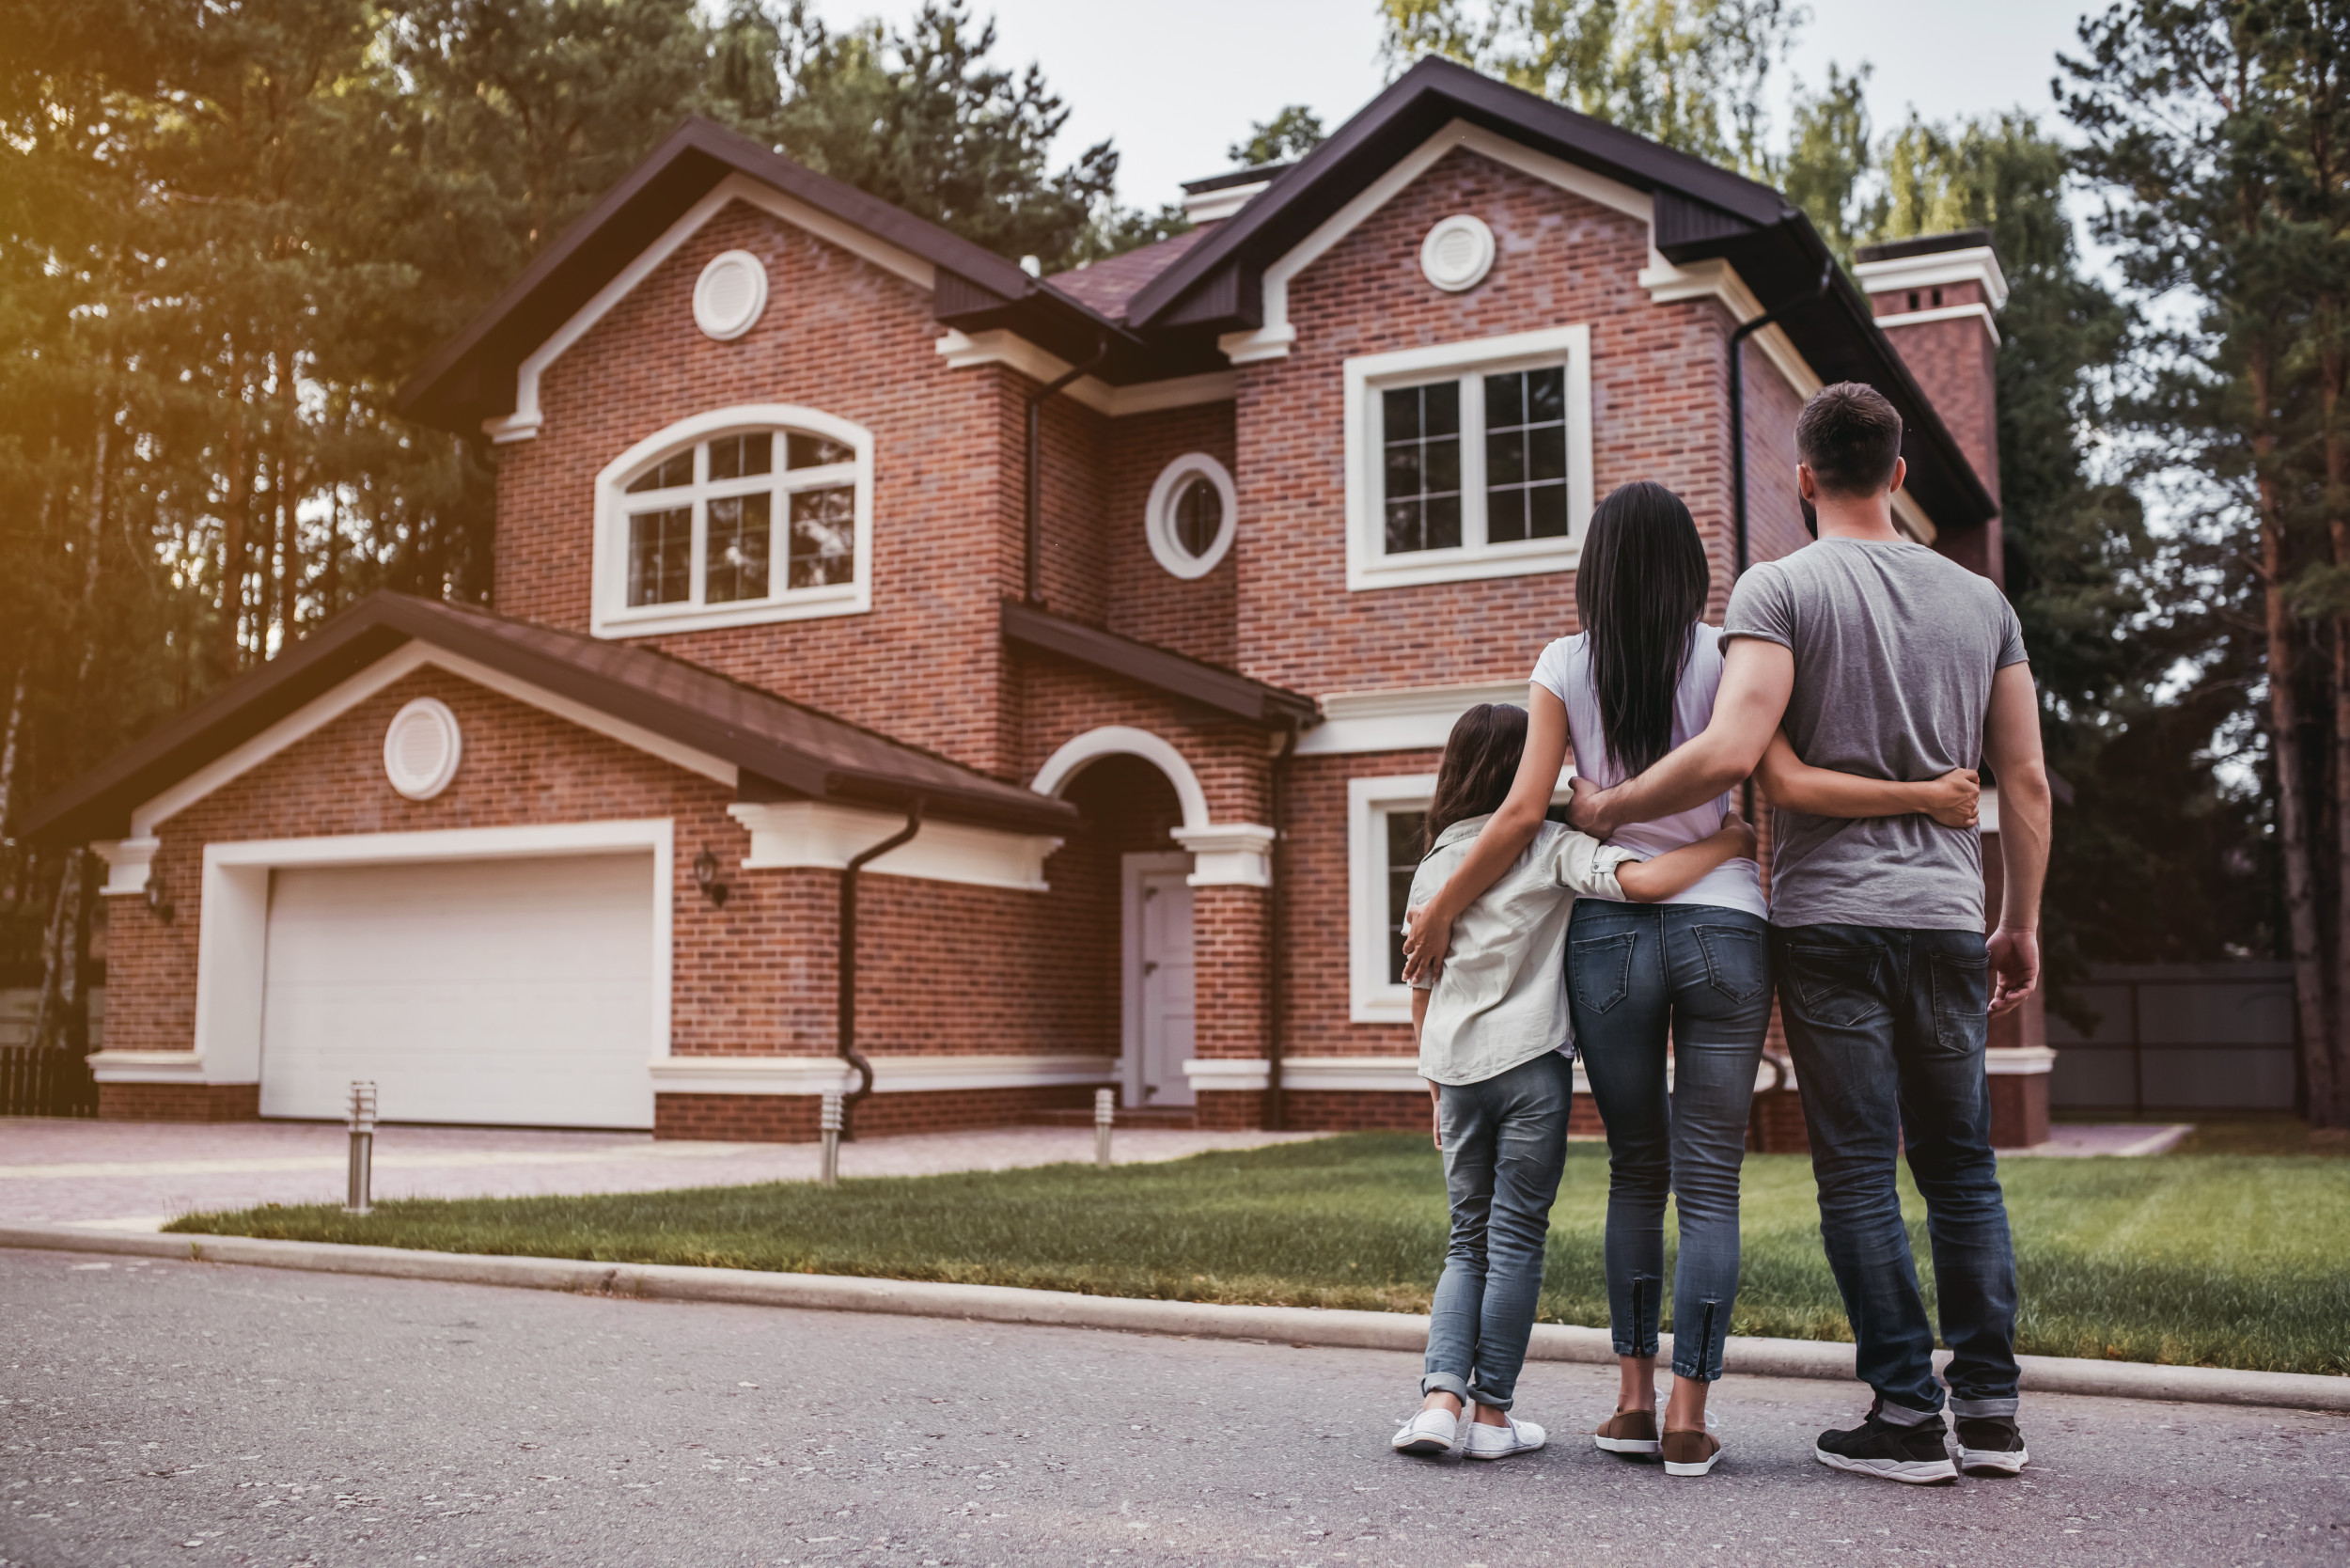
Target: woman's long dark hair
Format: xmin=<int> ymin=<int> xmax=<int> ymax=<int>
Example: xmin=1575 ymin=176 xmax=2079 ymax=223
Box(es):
xmin=1574 ymin=480 xmax=1711 ymax=778
xmin=1420 ymin=703 xmax=1528 ymax=855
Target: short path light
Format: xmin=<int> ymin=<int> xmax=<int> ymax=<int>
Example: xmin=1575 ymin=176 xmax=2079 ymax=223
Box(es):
xmin=1094 ymin=1088 xmax=1115 ymax=1168
xmin=819 ymin=1090 xmax=843 ymax=1187
xmin=345 ymin=1081 xmax=377 ymax=1215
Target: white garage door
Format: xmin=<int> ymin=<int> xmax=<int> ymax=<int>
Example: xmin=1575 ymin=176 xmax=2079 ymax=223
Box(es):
xmin=258 ymin=854 xmax=658 ymax=1128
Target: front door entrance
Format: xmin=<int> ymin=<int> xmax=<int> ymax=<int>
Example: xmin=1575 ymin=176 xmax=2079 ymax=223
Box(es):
xmin=1121 ymin=852 xmax=1196 ymax=1107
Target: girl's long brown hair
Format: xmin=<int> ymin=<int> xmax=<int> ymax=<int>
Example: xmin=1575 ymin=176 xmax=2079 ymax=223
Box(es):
xmin=1419 ymin=703 xmax=1528 ymax=856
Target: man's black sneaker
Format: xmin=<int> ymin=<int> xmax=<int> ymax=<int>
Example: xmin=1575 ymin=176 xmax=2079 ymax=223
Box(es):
xmin=1813 ymin=1406 xmax=1959 ymax=1484
xmin=1953 ymin=1415 xmax=2029 ymax=1477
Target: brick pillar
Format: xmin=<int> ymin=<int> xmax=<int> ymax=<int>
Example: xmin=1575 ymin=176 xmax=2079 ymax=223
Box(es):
xmin=1190 ymin=882 xmax=1269 ymax=1129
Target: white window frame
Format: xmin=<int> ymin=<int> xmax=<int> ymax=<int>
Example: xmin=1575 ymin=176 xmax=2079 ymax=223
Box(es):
xmin=1144 ymin=452 xmax=1238 ymax=579
xmin=1342 ymin=324 xmax=1594 ymax=593
xmin=591 ymin=403 xmax=873 ymax=638
xmin=1347 ymin=774 xmax=1438 ymax=1024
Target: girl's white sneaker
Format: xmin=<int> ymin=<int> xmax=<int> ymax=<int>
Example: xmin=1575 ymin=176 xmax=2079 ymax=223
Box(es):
xmin=1464 ymin=1412 xmax=1546 ymax=1460
xmin=1390 ymin=1408 xmax=1459 ymax=1455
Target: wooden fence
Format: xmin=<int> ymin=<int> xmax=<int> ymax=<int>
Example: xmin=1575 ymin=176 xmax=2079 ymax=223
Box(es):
xmin=0 ymin=1044 xmax=98 ymax=1118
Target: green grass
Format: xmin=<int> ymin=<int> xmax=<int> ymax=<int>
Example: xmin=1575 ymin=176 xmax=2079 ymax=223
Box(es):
xmin=165 ymin=1135 xmax=2350 ymax=1377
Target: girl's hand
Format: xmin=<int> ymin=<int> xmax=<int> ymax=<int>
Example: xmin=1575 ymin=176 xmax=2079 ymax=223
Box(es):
xmin=1923 ymin=768 xmax=1981 ymax=828
xmin=1720 ymin=810 xmax=1758 ymax=859
xmin=1402 ymin=904 xmax=1451 ymax=984
xmin=1427 ymin=1082 xmax=1443 ymax=1152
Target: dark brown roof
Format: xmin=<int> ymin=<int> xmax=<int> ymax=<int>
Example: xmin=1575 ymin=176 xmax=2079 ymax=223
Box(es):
xmin=19 ymin=594 xmax=1078 ymax=846
xmin=1001 ymin=601 xmax=1318 ymax=728
xmin=1044 ymin=227 xmax=1220 ymax=322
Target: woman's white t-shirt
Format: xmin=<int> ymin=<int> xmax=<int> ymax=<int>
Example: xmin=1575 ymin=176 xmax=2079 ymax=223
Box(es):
xmin=1529 ymin=622 xmax=1767 ymax=918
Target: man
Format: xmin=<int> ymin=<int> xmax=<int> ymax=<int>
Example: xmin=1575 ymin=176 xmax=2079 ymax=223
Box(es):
xmin=1565 ymin=382 xmax=2051 ymax=1485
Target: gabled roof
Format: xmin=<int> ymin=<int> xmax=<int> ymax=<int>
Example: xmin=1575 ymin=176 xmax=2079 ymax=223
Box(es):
xmin=18 ymin=594 xmax=1078 ymax=847
xmin=1000 ymin=601 xmax=1319 ymax=728
xmin=1043 ymin=226 xmax=1219 ymax=322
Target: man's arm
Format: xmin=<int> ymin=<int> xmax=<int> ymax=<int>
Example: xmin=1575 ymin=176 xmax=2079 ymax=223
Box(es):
xmin=1567 ymin=638 xmax=1795 ymax=836
xmin=1980 ymin=661 xmax=2050 ymax=1016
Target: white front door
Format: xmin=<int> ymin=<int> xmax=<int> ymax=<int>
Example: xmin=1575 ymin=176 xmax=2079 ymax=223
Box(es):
xmin=1122 ymin=852 xmax=1196 ymax=1107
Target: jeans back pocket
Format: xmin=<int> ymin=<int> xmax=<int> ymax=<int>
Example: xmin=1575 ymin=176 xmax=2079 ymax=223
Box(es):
xmin=1786 ymin=944 xmax=1888 ymax=1029
xmin=1570 ymin=932 xmax=1637 ymax=1016
xmin=1693 ymin=923 xmax=1767 ymax=1004
xmin=1929 ymin=950 xmax=1991 ymax=1057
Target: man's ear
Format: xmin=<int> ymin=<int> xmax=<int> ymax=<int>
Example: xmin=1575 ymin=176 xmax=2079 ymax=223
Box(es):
xmin=1796 ymin=463 xmax=1818 ymax=501
xmin=1888 ymin=455 xmax=1907 ymax=496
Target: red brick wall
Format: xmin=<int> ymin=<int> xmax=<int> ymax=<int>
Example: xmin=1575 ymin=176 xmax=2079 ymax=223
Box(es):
xmin=96 ymin=1083 xmax=259 ymax=1122
xmin=1102 ymin=401 xmax=1240 ymax=667
xmin=656 ymin=1084 xmax=1098 ymax=1143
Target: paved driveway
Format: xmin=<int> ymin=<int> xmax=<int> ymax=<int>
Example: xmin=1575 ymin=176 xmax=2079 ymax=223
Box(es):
xmin=0 ymin=1120 xmax=1326 ymax=1228
xmin=2 ymin=1247 xmax=2342 ymax=1567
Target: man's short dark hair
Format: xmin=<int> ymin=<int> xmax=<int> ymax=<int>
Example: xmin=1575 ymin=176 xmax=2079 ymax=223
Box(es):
xmin=1795 ymin=382 xmax=1904 ymax=497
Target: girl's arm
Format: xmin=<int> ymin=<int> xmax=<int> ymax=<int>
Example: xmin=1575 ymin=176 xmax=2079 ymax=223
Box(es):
xmin=1758 ymin=731 xmax=1979 ymax=826
xmin=1413 ymin=989 xmax=1441 ymax=1152
xmin=1616 ymin=813 xmax=1759 ymax=903
xmin=1401 ymin=682 xmax=1571 ymax=983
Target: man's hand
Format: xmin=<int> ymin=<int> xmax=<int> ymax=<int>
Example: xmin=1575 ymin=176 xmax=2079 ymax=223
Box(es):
xmin=1987 ymin=926 xmax=2040 ymax=1015
xmin=1924 ymin=768 xmax=1981 ymax=829
xmin=1401 ymin=902 xmax=1450 ymax=985
xmin=1566 ymin=775 xmax=1614 ymax=834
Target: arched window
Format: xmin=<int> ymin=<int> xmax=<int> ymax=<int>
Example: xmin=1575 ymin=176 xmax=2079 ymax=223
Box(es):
xmin=592 ymin=405 xmax=873 ymax=636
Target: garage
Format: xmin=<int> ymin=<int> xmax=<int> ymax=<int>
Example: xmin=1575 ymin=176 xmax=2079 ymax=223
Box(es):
xmin=257 ymin=853 xmax=659 ymax=1128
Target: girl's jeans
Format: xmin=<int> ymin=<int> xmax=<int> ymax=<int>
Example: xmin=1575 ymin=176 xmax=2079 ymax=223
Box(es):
xmin=1567 ymin=900 xmax=1771 ymax=1383
xmin=1422 ymin=1050 xmax=1574 ymax=1412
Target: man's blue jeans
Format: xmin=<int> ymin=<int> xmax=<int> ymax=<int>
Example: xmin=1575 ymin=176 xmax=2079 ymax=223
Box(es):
xmin=1773 ymin=924 xmax=2022 ymax=1422
xmin=1424 ymin=1051 xmax=1574 ymax=1411
xmin=1568 ymin=901 xmax=1771 ymax=1382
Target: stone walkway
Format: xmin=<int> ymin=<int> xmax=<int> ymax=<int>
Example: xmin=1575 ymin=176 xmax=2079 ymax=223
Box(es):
xmin=0 ymin=1119 xmax=1327 ymax=1229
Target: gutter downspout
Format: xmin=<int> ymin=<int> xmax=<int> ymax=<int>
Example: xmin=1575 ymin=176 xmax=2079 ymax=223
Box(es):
xmin=1024 ymin=335 xmax=1111 ymax=606
xmin=1261 ymin=715 xmax=1304 ymax=1132
xmin=838 ymin=795 xmax=923 ymax=1140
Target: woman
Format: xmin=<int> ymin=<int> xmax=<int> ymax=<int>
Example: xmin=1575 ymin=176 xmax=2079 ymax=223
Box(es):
xmin=1402 ymin=480 xmax=1976 ymax=1477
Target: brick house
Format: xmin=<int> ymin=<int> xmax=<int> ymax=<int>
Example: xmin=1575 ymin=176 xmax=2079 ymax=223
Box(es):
xmin=25 ymin=58 xmax=2049 ymax=1144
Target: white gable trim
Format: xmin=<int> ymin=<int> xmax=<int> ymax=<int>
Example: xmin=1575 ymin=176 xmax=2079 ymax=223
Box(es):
xmin=128 ymin=643 xmax=738 ymax=844
xmin=485 ymin=173 xmax=939 ymax=444
xmin=1216 ymin=119 xmax=1653 ymax=365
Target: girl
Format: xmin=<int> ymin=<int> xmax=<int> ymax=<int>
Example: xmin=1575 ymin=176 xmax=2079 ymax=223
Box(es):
xmin=1390 ymin=701 xmax=1756 ymax=1461
xmin=1400 ymin=481 xmax=1980 ymax=1477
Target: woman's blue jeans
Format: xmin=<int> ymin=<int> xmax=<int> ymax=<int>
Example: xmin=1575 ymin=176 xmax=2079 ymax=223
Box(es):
xmin=1567 ymin=901 xmax=1770 ymax=1382
xmin=1423 ymin=1050 xmax=1574 ymax=1412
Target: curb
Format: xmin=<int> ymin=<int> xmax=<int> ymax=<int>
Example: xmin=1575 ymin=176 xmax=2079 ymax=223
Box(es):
xmin=6 ymin=1223 xmax=2342 ymax=1415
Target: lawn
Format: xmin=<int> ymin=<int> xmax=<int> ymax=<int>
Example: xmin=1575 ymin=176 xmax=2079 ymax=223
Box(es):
xmin=166 ymin=1135 xmax=2350 ymax=1377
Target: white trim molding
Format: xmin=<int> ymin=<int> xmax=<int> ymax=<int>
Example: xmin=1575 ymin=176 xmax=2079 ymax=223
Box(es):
xmin=1144 ymin=452 xmax=1239 ymax=579
xmin=1169 ymin=823 xmax=1276 ymax=889
xmin=1343 ymin=324 xmax=1595 ymax=592
xmin=1347 ymin=773 xmax=1438 ymax=1024
xmin=1980 ymin=787 xmax=2002 ymax=836
xmin=1870 ymin=301 xmax=2000 ymax=348
xmin=1298 ymin=681 xmax=1530 ymax=757
xmin=1985 ymin=1045 xmax=2057 ymax=1075
xmin=86 ymin=1049 xmax=208 ymax=1085
xmin=934 ymin=330 xmax=1236 ymax=416
xmin=591 ymin=403 xmax=873 ymax=639
xmin=648 ymin=1053 xmax=1119 ymax=1097
xmin=1217 ymin=119 xmax=1652 ymax=365
xmin=190 ymin=820 xmax=674 ymax=1089
xmin=1032 ymin=726 xmax=1212 ymax=830
xmin=1852 ymin=244 xmax=2011 ymax=311
xmin=485 ymin=172 xmax=936 ymax=444
xmin=1182 ymin=1057 xmax=1272 ymax=1093
xmin=1890 ymin=489 xmax=1940 ymax=546
xmin=1280 ymin=1055 xmax=1425 ymax=1094
xmin=726 ymin=801 xmax=1059 ymax=892
xmin=94 ymin=837 xmax=162 ymax=897
xmin=1183 ymin=180 xmax=1270 ymax=224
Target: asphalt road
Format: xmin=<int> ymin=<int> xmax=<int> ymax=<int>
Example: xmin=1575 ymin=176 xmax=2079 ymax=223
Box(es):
xmin=2 ymin=1247 xmax=2343 ymax=1568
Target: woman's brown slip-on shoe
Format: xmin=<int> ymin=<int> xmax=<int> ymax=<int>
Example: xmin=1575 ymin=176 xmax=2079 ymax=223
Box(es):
xmin=1662 ymin=1428 xmax=1723 ymax=1476
xmin=1592 ymin=1407 xmax=1661 ymax=1455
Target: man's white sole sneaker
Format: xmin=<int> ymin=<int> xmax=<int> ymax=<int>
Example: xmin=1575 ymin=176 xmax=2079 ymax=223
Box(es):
xmin=1955 ymin=1442 xmax=2029 ymax=1476
xmin=1464 ymin=1415 xmax=1546 ymax=1460
xmin=1812 ymin=1447 xmax=1959 ymax=1484
xmin=1390 ymin=1409 xmax=1458 ymax=1455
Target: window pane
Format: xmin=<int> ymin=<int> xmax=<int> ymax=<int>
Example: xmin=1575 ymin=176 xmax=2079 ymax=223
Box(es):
xmin=624 ymin=451 xmax=695 ymax=494
xmin=1482 ymin=365 xmax=1569 ymax=546
xmin=788 ymin=485 xmax=855 ymax=588
xmin=1380 ymin=380 xmax=1463 ymax=555
xmin=1528 ymin=365 xmax=1565 ymax=421
xmin=1528 ymin=482 xmax=1569 ymax=538
xmin=787 ymin=431 xmax=854 ymax=468
xmin=705 ymin=493 xmax=772 ymax=604
xmin=708 ymin=433 xmax=773 ymax=480
xmin=1528 ymin=423 xmax=1567 ymax=483
xmin=1486 ymin=369 xmax=1523 ymax=429
xmin=1385 ymin=809 xmax=1427 ymax=985
xmin=1172 ymin=477 xmax=1222 ymax=558
xmin=626 ymin=508 xmax=693 ymax=605
xmin=1487 ymin=428 xmax=1525 ymax=487
xmin=1488 ymin=486 xmax=1528 ymax=544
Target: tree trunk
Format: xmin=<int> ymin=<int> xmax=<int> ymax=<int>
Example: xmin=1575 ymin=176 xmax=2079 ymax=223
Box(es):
xmin=0 ymin=663 xmax=26 ymax=904
xmin=74 ymin=417 xmax=109 ymax=689
xmin=2254 ymin=352 xmax=2336 ymax=1124
xmin=29 ymin=851 xmax=86 ymax=1055
xmin=215 ymin=417 xmax=250 ymax=673
xmin=2326 ymin=339 xmax=2350 ymax=1127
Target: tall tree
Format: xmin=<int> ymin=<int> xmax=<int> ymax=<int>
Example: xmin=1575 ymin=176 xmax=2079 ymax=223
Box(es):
xmin=1230 ymin=105 xmax=1327 ymax=166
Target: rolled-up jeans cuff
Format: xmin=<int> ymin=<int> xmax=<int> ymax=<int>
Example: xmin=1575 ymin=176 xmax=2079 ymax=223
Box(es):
xmin=1947 ymin=1395 xmax=2019 ymax=1419
xmin=1874 ymin=1397 xmax=1943 ymax=1428
xmin=1612 ymin=1336 xmax=1659 ymax=1359
xmin=1421 ymin=1372 xmax=1470 ymax=1402
xmin=1465 ymin=1382 xmax=1514 ymax=1412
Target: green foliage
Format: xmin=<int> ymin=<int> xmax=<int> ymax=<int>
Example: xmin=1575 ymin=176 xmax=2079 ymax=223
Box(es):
xmin=1229 ymin=104 xmax=1327 ymax=166
xmin=168 ymin=1135 xmax=2350 ymax=1376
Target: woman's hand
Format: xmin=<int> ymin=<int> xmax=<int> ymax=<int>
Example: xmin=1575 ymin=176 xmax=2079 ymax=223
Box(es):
xmin=1402 ymin=903 xmax=1452 ymax=985
xmin=1427 ymin=1081 xmax=1443 ymax=1152
xmin=1720 ymin=810 xmax=1759 ymax=860
xmin=1922 ymin=768 xmax=1981 ymax=828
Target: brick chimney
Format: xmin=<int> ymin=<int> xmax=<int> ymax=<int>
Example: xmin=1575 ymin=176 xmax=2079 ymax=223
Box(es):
xmin=1852 ymin=229 xmax=2006 ymax=586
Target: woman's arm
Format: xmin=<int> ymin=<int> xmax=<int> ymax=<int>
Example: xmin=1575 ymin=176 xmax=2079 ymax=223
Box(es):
xmin=1615 ymin=813 xmax=1758 ymax=903
xmin=1400 ymin=682 xmax=1572 ymax=984
xmin=1757 ymin=732 xmax=1979 ymax=827
xmin=1413 ymin=990 xmax=1440 ymax=1151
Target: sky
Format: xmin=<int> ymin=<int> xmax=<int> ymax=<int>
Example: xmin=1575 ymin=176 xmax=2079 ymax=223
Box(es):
xmin=798 ymin=0 xmax=2103 ymax=212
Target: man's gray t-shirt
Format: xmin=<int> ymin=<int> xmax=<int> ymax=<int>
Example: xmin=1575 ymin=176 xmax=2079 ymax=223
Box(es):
xmin=1723 ymin=539 xmax=2027 ymax=931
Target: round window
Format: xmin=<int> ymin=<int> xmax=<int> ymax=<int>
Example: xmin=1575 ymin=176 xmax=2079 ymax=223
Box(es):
xmin=384 ymin=698 xmax=462 ymax=801
xmin=1145 ymin=454 xmax=1237 ymax=580
xmin=693 ymin=250 xmax=769 ymax=341
xmin=1419 ymin=214 xmax=1496 ymax=292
